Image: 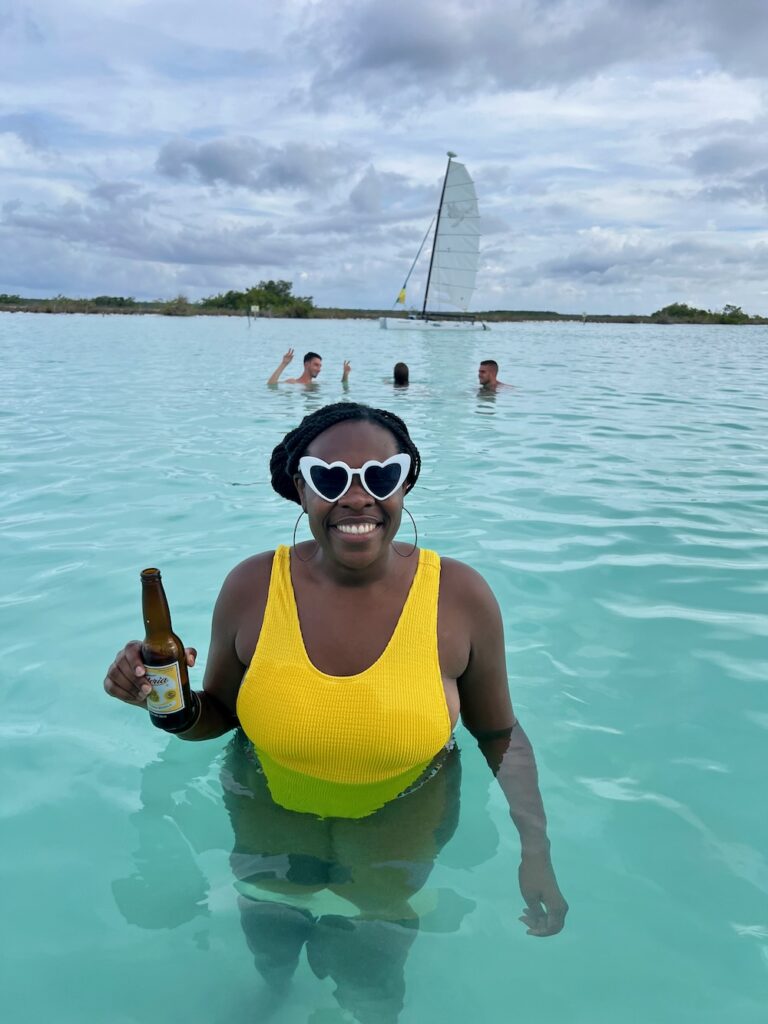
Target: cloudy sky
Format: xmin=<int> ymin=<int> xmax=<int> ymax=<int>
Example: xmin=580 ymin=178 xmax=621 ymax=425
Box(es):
xmin=3 ymin=0 xmax=768 ymax=314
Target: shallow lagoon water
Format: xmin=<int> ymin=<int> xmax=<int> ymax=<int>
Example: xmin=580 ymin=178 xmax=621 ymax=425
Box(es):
xmin=1 ymin=312 xmax=767 ymax=1023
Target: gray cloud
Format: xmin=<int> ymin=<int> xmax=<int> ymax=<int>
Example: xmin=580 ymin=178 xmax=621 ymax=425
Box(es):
xmin=687 ymin=139 xmax=768 ymax=177
xmin=156 ymin=137 xmax=365 ymax=192
xmin=2 ymin=188 xmax=281 ymax=267
xmin=349 ymin=166 xmax=410 ymax=214
xmin=156 ymin=137 xmax=259 ymax=187
xmin=88 ymin=181 xmax=155 ymax=207
xmin=0 ymin=172 xmax=396 ymax=287
xmin=343 ymin=166 xmax=435 ymax=223
xmin=676 ymin=120 xmax=768 ymax=208
xmin=5 ymin=187 xmax=144 ymax=254
xmin=698 ymin=169 xmax=768 ymax=206
xmin=303 ymin=0 xmax=768 ymax=105
xmin=520 ymin=234 xmax=768 ymax=291
xmin=0 ymin=113 xmax=50 ymax=149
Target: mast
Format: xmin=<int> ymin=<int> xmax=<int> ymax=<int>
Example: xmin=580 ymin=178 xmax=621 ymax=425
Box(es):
xmin=421 ymin=151 xmax=456 ymax=318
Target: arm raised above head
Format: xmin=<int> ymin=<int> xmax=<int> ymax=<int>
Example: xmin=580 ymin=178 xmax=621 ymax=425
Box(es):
xmin=268 ymin=347 xmax=294 ymax=386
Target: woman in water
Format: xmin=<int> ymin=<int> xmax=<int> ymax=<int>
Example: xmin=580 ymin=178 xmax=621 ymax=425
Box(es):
xmin=104 ymin=402 xmax=567 ymax=1022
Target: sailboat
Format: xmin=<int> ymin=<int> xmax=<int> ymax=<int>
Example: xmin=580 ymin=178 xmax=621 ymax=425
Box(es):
xmin=380 ymin=152 xmax=488 ymax=331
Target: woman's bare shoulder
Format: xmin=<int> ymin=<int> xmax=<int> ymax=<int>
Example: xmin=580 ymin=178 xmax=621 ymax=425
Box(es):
xmin=438 ymin=556 xmax=499 ymax=608
xmin=218 ymin=550 xmax=276 ymax=604
xmin=436 ymin=556 xmax=502 ymax=641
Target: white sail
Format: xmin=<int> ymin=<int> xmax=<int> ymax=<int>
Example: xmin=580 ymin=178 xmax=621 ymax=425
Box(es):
xmin=381 ymin=153 xmax=488 ymax=331
xmin=428 ymin=160 xmax=480 ymax=312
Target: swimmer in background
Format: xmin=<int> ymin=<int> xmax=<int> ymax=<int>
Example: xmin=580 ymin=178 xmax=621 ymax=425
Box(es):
xmin=393 ymin=362 xmax=409 ymax=388
xmin=268 ymin=349 xmax=352 ymax=387
xmin=478 ymin=359 xmax=512 ymax=393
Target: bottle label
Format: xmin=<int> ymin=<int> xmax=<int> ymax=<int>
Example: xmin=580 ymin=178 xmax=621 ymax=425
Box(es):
xmin=145 ymin=662 xmax=185 ymax=715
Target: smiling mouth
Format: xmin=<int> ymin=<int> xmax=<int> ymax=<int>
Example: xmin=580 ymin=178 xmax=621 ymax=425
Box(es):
xmin=333 ymin=522 xmax=380 ymax=536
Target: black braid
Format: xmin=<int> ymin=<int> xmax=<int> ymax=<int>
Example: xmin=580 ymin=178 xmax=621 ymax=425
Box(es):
xmin=270 ymin=402 xmax=422 ymax=504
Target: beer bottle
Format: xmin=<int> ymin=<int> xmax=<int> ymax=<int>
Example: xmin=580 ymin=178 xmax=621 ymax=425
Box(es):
xmin=140 ymin=568 xmax=198 ymax=732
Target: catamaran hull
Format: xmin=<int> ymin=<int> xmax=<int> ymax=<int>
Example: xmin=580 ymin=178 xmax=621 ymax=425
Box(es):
xmin=379 ymin=317 xmax=489 ymax=331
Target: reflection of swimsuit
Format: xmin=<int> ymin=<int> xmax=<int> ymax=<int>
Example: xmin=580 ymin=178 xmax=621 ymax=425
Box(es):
xmin=221 ymin=731 xmax=467 ymax=925
xmin=236 ymin=545 xmax=452 ymax=818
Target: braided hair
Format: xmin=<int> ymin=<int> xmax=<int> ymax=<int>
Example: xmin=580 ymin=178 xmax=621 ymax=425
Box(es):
xmin=270 ymin=402 xmax=421 ymax=505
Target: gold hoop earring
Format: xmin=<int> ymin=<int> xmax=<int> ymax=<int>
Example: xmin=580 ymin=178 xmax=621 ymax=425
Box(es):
xmin=393 ymin=506 xmax=418 ymax=557
xmin=292 ymin=510 xmax=318 ymax=562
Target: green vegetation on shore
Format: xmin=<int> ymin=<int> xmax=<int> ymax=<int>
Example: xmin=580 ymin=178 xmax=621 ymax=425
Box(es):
xmin=0 ymin=280 xmax=315 ymax=318
xmin=649 ymin=302 xmax=760 ymax=324
xmin=199 ymin=280 xmax=314 ymax=317
xmin=1 ymin=289 xmax=766 ymax=324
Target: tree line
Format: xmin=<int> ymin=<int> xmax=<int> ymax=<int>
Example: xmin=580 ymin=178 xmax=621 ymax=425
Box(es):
xmin=199 ymin=280 xmax=314 ymax=317
xmin=650 ymin=302 xmax=760 ymax=324
xmin=1 ymin=290 xmax=765 ymax=323
xmin=0 ymin=280 xmax=314 ymax=318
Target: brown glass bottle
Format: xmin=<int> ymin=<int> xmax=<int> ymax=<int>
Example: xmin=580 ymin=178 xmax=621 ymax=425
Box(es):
xmin=140 ymin=568 xmax=196 ymax=732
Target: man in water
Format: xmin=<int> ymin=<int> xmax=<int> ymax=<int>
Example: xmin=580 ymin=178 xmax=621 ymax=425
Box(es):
xmin=268 ymin=349 xmax=322 ymax=385
xmin=478 ymin=359 xmax=511 ymax=392
xmin=268 ymin=349 xmax=350 ymax=386
xmin=393 ymin=362 xmax=409 ymax=387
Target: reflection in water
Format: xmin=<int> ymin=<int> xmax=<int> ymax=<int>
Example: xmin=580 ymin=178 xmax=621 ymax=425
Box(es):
xmin=112 ymin=734 xmax=475 ymax=1022
xmin=301 ymin=383 xmax=323 ymax=411
xmin=223 ymin=731 xmax=470 ymax=1022
xmin=111 ymin=744 xmax=212 ymax=931
xmin=475 ymin=388 xmax=497 ymax=414
xmin=113 ymin=726 xmax=564 ymax=1022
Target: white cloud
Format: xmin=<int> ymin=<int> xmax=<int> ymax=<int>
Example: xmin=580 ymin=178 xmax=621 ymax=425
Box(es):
xmin=3 ymin=0 xmax=768 ymax=313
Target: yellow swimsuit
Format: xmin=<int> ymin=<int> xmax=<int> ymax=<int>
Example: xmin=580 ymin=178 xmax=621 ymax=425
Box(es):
xmin=236 ymin=545 xmax=452 ymax=818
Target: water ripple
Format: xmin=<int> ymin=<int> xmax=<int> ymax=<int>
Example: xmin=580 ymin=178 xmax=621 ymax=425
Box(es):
xmin=2 ymin=315 xmax=767 ymax=1021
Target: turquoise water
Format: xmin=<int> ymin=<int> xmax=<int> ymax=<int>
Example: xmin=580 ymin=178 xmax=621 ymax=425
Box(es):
xmin=2 ymin=312 xmax=767 ymax=1023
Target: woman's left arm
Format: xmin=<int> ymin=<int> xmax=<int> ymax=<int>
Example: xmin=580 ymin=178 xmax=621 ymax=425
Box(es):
xmin=451 ymin=562 xmax=569 ymax=937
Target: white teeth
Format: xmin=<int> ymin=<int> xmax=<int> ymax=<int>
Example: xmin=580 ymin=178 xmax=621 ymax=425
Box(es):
xmin=336 ymin=522 xmax=377 ymax=535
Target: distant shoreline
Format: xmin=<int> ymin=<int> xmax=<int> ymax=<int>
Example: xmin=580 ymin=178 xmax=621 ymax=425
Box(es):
xmin=2 ymin=303 xmax=767 ymax=325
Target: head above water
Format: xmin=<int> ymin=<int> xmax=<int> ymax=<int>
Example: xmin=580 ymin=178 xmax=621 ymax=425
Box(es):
xmin=393 ymin=362 xmax=409 ymax=386
xmin=303 ymin=351 xmax=322 ymax=378
xmin=478 ymin=359 xmax=499 ymax=387
xmin=270 ymin=402 xmax=421 ymax=505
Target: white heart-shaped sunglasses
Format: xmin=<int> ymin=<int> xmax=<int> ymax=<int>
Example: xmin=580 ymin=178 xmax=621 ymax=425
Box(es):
xmin=298 ymin=453 xmax=411 ymax=502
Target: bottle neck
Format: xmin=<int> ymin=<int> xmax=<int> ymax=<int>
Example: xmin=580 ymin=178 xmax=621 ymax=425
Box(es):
xmin=142 ymin=578 xmax=173 ymax=639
